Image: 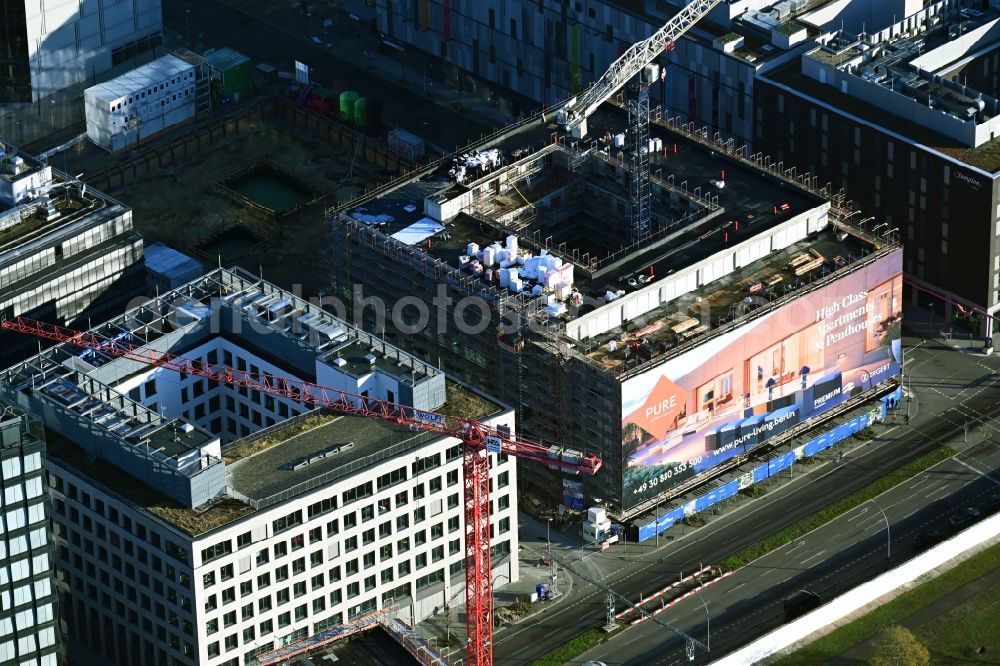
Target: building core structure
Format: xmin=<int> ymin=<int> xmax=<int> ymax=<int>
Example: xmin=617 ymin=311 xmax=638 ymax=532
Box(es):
xmin=0 ymin=268 xmax=518 ymax=666
xmin=0 ymin=141 xmax=145 ymax=366
xmin=328 ymin=105 xmax=903 ymax=518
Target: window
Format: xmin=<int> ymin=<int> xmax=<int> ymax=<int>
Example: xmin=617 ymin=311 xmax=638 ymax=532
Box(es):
xmin=416 ymin=569 xmax=444 ymax=590
xmin=273 ymin=510 xmax=303 ymax=535
xmin=291 ymin=534 xmax=305 ymax=551
xmin=310 ymin=550 xmax=323 ymax=568
xmin=260 ymin=619 xmax=273 ymax=636
xmin=499 ymin=517 xmax=510 ymax=534
xmin=429 ymin=477 xmax=442 ymax=493
xmin=274 ymin=542 xmax=288 ymax=559
xmin=240 ymin=581 xmax=253 ymax=598
xmin=237 ymin=532 xmax=252 ymax=549
xmin=241 ymin=603 xmax=254 ymax=621
xmin=378 ymin=498 xmax=391 ymax=515
xmin=380 ymin=544 xmax=393 ymax=561
xmin=343 ymin=512 xmax=357 ymax=529
xmin=448 ymin=493 xmax=459 ymax=509
xmin=396 ymin=514 xmax=409 ymax=531
xmin=256 ymin=549 xmax=269 ymax=567
xmin=497 ymin=494 xmax=510 ymax=511
xmin=223 ymin=610 xmax=236 ymax=627
xmin=202 ymin=540 xmax=232 ymax=564
xmin=311 ymin=573 xmax=324 ymax=590
xmin=432 ymin=546 xmax=444 ymax=562
xmin=347 ymin=582 xmax=360 ymax=598
xmin=326 ymin=519 xmax=340 ymax=536
xmin=395 ymin=490 xmax=408 ymax=507
xmin=330 ymin=566 xmax=341 ymax=582
xmin=413 ymin=484 xmax=425 ymax=500
xmin=257 ymin=572 xmax=271 ymax=589
xmin=293 ymin=581 xmax=306 ymax=598
xmin=416 ymin=553 xmax=427 ymax=569
xmin=220 ymin=564 xmax=234 ymax=581
xmin=397 ymin=537 xmax=410 ymax=554
xmin=346 ymin=559 xmax=359 ymax=575
xmin=379 ymin=522 xmax=392 ymax=539
xmin=312 ymin=596 xmax=326 ymax=614
xmin=276 ymin=589 xmax=290 ymax=605
xmin=344 ymin=536 xmax=358 ymax=553
xmin=293 ymin=557 xmax=306 ymax=575
xmin=449 ymin=539 xmax=460 ymax=555
xmin=377 ymin=467 xmax=407 ymax=490
xmin=309 ymin=527 xmax=323 ymax=544
xmin=448 ymin=516 xmax=459 ymax=533
xmin=381 ymin=567 xmax=394 ymax=584
xmin=203 ymin=571 xmax=216 ymax=588
xmin=412 ymin=453 xmax=441 ymax=474
xmin=414 ymin=507 xmax=426 ymax=523
xmin=206 ymin=619 xmax=219 ymax=635
xmin=415 ymin=530 xmax=427 ymax=546
xmin=258 ymin=596 xmax=272 ymax=613
xmin=275 ymin=565 xmax=289 ymax=582
xmin=361 ymin=505 xmax=375 ymax=522
xmin=308 ymin=497 xmax=337 ymax=519
xmin=398 ymin=560 xmax=411 ymax=576
xmin=205 ymin=595 xmax=217 ymax=612
xmin=278 ymin=612 xmax=291 ymax=628
xmin=364 ymin=575 xmax=376 ymax=592
xmin=342 ymin=481 xmax=374 ymax=505
xmin=497 ymin=471 xmax=509 ymax=488
xmin=447 ymin=470 xmax=459 ymax=487
xmin=362 ymin=529 xmax=375 ymax=546
xmin=363 ymin=552 xmax=375 ymax=569
xmin=222 ymin=587 xmax=236 ymax=604
xmin=295 ymin=604 xmax=308 ymax=621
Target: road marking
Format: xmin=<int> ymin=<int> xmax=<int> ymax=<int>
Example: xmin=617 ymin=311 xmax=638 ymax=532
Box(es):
xmin=800 ymin=549 xmax=827 ymax=565
xmin=847 ymin=508 xmax=870 ymax=522
xmin=955 ymin=457 xmax=1000 ymax=486
xmin=786 ymin=540 xmax=806 ymax=553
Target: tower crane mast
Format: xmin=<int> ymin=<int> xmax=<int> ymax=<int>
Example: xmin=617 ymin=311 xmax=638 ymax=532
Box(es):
xmin=556 ymin=0 xmax=722 ymax=243
xmin=556 ymin=0 xmax=722 ymax=139
xmin=1 ymin=316 xmax=602 ymax=666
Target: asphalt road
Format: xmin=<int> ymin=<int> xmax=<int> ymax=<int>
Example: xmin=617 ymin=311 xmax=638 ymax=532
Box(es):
xmin=494 ymin=336 xmax=1000 ymax=665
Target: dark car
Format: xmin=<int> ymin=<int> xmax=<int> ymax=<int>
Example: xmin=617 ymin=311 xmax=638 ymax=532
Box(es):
xmin=949 ymin=507 xmax=981 ymax=528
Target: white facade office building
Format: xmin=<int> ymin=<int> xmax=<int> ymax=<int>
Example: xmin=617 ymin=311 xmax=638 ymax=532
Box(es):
xmin=85 ymin=54 xmax=196 ymax=151
xmin=0 ymin=268 xmax=518 ymax=666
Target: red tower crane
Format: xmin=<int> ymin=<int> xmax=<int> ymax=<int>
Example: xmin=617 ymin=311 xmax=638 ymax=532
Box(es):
xmin=1 ymin=316 xmax=602 ymax=666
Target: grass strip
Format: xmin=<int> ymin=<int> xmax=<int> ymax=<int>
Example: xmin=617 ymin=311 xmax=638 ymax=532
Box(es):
xmin=530 ymin=627 xmax=623 ymax=666
xmin=775 ymin=539 xmax=1000 ymax=664
xmin=721 ymin=445 xmax=956 ymax=570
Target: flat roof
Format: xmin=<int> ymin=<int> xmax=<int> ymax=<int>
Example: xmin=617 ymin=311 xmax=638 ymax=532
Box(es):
xmin=48 ymin=379 xmax=497 ymax=537
xmin=764 ymin=58 xmax=1000 ymax=172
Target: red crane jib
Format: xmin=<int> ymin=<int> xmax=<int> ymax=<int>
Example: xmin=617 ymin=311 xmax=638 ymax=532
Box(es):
xmin=2 ymin=315 xmax=602 ymax=666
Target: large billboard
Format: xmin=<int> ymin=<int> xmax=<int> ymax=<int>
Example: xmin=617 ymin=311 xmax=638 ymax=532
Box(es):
xmin=622 ymin=250 xmax=903 ymax=509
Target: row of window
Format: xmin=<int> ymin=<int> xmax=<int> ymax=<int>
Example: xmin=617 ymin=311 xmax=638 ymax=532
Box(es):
xmin=107 ymin=71 xmax=195 ymax=112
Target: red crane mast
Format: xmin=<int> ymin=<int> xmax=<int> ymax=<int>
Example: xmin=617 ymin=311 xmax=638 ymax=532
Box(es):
xmin=2 ymin=316 xmax=602 ymax=666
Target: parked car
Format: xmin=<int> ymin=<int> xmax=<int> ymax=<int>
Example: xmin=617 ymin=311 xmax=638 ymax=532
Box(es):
xmin=949 ymin=507 xmax=981 ymax=528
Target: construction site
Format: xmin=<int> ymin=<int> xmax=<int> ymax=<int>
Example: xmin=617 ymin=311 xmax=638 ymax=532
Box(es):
xmin=328 ymin=97 xmax=904 ymax=519
xmin=55 ymin=95 xmax=420 ymax=296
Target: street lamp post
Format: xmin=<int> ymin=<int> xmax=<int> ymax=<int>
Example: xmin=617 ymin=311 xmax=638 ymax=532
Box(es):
xmin=692 ymin=585 xmax=710 ymax=652
xmin=870 ymin=498 xmax=890 ymax=562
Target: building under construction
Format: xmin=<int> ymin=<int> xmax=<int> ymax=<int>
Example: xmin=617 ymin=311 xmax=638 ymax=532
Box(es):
xmin=0 ymin=140 xmax=145 ymax=365
xmin=328 ymin=108 xmax=903 ymax=518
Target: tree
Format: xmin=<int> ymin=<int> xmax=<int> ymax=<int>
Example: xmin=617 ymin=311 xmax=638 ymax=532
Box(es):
xmin=867 ymin=626 xmax=930 ymax=666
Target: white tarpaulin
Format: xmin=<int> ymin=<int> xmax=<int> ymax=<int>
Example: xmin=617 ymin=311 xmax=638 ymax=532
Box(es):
xmin=390 ymin=217 xmax=444 ymax=245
